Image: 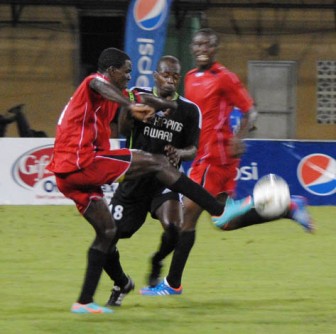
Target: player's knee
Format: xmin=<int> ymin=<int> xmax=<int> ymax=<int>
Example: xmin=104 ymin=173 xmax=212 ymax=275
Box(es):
xmin=181 ymin=218 xmax=198 ymax=232
xmin=103 ymin=226 xmax=117 ymax=241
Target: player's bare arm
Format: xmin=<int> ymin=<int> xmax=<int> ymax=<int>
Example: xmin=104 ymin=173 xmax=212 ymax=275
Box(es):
xmin=140 ymin=93 xmax=177 ymax=114
xmin=90 ymin=78 xmax=132 ymax=107
xmin=89 ymin=78 xmax=155 ymax=121
xmin=118 ymin=106 xmax=134 ymax=137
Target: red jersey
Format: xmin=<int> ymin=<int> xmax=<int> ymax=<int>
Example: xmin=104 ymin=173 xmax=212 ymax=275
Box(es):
xmin=185 ymin=62 xmax=253 ymax=165
xmin=48 ymin=73 xmax=121 ymax=173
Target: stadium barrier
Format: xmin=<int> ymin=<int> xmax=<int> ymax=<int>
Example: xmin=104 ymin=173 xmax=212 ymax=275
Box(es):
xmin=0 ymin=138 xmax=334 ymax=205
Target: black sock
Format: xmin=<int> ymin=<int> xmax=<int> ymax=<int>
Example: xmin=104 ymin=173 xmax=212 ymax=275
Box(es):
xmin=103 ymin=246 xmax=128 ymax=287
xmin=166 ymin=230 xmax=196 ymax=288
xmin=224 ymin=208 xmax=282 ymax=230
xmin=152 ymin=224 xmax=179 ymax=263
xmin=77 ymin=248 xmax=106 ymax=304
xmin=169 ymin=174 xmax=223 ymax=216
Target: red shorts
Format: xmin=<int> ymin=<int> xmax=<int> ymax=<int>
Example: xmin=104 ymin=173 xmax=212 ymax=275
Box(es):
xmin=55 ymin=149 xmax=131 ymax=214
xmin=189 ymin=161 xmax=239 ymax=197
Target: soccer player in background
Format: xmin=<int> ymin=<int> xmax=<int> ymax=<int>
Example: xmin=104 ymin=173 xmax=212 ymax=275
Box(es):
xmin=103 ymin=55 xmax=201 ymax=307
xmin=140 ymin=28 xmax=314 ymax=296
xmin=47 ymin=47 xmax=253 ymax=313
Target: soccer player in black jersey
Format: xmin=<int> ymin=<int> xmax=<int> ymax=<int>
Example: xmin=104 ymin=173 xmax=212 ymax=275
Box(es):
xmin=104 ymin=55 xmax=205 ymax=306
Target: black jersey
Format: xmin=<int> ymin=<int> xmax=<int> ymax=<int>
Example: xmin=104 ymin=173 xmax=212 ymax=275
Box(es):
xmin=111 ymin=88 xmax=201 ymax=238
xmin=127 ymin=87 xmax=201 ymax=161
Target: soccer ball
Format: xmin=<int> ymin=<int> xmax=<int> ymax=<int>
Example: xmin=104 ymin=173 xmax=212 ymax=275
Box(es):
xmin=253 ymin=174 xmax=291 ymax=218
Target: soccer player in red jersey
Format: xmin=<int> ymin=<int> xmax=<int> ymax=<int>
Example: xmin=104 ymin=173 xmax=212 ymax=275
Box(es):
xmin=140 ymin=28 xmax=313 ymax=296
xmin=47 ymin=47 xmax=253 ymax=313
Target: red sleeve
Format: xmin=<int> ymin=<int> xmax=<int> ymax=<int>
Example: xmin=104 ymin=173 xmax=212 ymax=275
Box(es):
xmin=220 ymin=71 xmax=253 ymax=113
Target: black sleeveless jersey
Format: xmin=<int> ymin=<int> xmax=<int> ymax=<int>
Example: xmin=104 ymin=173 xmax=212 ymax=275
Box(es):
xmin=112 ymin=87 xmax=201 ymax=206
xmin=127 ymin=87 xmax=201 ymax=163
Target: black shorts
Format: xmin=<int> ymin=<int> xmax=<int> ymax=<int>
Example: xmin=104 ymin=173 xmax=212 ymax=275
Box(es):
xmin=111 ymin=176 xmax=180 ymax=239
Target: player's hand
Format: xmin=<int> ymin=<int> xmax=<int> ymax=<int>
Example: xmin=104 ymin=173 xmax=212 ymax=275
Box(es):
xmin=129 ymin=103 xmax=155 ymax=122
xmin=228 ymin=137 xmax=246 ymax=158
xmin=162 ymin=108 xmax=172 ymax=118
xmin=164 ymin=145 xmax=181 ymax=167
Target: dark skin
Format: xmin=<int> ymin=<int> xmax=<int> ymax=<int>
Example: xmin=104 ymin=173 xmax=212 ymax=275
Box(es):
xmin=118 ymin=57 xmax=197 ymax=232
xmin=191 ymin=32 xmax=248 ymax=160
xmin=84 ymin=58 xmax=190 ymax=253
xmin=182 ymin=31 xmax=251 ymax=232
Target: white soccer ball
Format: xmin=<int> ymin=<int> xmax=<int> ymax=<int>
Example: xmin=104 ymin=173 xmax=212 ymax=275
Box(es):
xmin=253 ymin=174 xmax=291 ymax=219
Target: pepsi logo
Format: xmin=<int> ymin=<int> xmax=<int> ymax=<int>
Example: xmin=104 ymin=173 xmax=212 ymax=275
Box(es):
xmin=297 ymin=153 xmax=336 ymax=196
xmin=12 ymin=145 xmax=54 ymax=190
xmin=133 ymin=0 xmax=169 ymax=31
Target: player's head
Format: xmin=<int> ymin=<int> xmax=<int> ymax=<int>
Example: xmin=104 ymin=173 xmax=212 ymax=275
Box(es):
xmin=153 ymin=55 xmax=181 ymax=98
xmin=190 ymin=28 xmax=219 ymax=70
xmin=98 ymin=47 xmax=132 ymax=89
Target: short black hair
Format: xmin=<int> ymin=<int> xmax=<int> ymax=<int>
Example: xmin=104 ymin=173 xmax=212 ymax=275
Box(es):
xmin=193 ymin=28 xmax=220 ymax=46
xmin=97 ymin=47 xmax=130 ymax=72
xmin=156 ymin=55 xmax=181 ymax=71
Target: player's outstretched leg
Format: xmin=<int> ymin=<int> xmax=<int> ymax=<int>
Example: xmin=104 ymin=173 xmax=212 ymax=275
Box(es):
xmin=106 ymin=276 xmax=135 ymax=307
xmin=289 ymin=195 xmax=314 ymax=233
xmin=212 ymin=196 xmax=254 ymax=228
xmin=71 ymin=302 xmax=114 ymax=314
xmin=140 ymin=277 xmax=183 ymax=296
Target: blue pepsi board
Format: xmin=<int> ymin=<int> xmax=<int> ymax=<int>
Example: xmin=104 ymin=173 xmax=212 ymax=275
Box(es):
xmin=181 ymin=140 xmax=335 ymax=206
xmin=237 ymin=140 xmax=336 ymax=205
xmin=124 ymin=0 xmax=173 ymax=88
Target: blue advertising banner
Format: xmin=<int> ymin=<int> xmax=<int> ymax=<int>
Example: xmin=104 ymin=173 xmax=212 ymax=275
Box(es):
xmin=124 ymin=0 xmax=173 ymax=88
xmin=237 ymin=140 xmax=335 ymax=205
xmin=182 ymin=140 xmax=336 ymax=206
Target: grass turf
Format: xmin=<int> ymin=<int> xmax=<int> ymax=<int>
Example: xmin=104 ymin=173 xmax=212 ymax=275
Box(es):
xmin=0 ymin=205 xmax=335 ymax=334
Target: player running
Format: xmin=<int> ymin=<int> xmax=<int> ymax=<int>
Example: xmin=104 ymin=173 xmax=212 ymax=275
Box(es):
xmin=47 ymin=47 xmax=253 ymax=314
xmin=103 ymin=55 xmax=201 ymax=307
xmin=140 ymin=28 xmax=314 ymax=297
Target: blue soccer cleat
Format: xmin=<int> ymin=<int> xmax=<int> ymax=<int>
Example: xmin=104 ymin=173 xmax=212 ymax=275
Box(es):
xmin=290 ymin=195 xmax=315 ymax=233
xmin=140 ymin=278 xmax=183 ymax=296
xmin=71 ymin=302 xmax=114 ymax=314
xmin=212 ymin=195 xmax=253 ymax=228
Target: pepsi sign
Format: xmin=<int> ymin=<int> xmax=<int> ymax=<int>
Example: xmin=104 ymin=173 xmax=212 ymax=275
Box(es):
xmin=134 ymin=0 xmax=169 ymax=31
xmin=297 ymin=153 xmax=335 ymax=196
xmin=236 ymin=140 xmax=336 ymax=205
xmin=125 ymin=0 xmax=173 ymax=87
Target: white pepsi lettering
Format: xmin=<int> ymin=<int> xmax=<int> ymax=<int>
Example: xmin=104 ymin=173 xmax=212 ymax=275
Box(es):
xmin=137 ymin=38 xmax=155 ymax=44
xmin=138 ymin=39 xmax=154 ymax=55
xmin=138 ymin=56 xmax=152 ymax=75
xmin=136 ymin=38 xmax=155 ymax=86
xmin=235 ymin=162 xmax=259 ymax=181
xmin=136 ymin=75 xmax=150 ymax=87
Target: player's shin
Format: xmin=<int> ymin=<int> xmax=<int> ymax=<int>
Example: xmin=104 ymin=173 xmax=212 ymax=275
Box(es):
xmin=169 ymin=174 xmax=223 ymax=216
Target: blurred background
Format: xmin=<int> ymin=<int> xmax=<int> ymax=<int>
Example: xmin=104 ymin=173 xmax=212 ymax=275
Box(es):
xmin=0 ymin=0 xmax=335 ymax=139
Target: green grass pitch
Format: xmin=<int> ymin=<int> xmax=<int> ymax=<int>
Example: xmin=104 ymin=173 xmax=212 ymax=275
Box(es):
xmin=1 ymin=205 xmax=335 ymax=334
